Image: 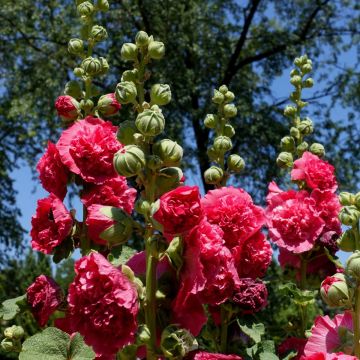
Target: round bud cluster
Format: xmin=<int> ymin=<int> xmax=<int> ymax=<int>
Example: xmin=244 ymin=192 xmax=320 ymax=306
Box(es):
xmin=1 ymin=326 xmax=24 ymax=353
xmin=90 ymin=25 xmax=108 ymax=42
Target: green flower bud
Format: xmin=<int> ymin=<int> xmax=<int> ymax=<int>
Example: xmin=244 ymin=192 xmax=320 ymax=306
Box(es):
xmin=303 ymin=78 xmax=314 ymax=88
xmin=346 ymin=251 xmax=360 ymax=279
xmin=98 ymin=0 xmax=109 ymax=11
xmin=297 ymin=141 xmax=309 ymax=156
xmin=228 ymin=154 xmax=245 ymax=173
xmin=309 ymin=143 xmax=325 ymax=157
xmin=135 ymin=199 xmax=151 ymax=216
xmin=290 ymin=126 xmax=301 ymax=139
xmin=115 ymin=81 xmax=137 ymax=104
xmin=294 ymin=57 xmax=302 ymax=67
xmin=147 ymin=155 xmax=163 ymax=170
xmin=76 ymin=0 xmax=88 ymax=4
xmin=339 ymin=206 xmax=360 ymax=226
xmin=212 ymin=89 xmax=224 ymax=104
xmin=135 ymin=31 xmax=150 ymax=47
xmin=301 ymin=64 xmax=312 ymax=74
xmin=223 ymin=104 xmax=237 ymax=118
xmin=148 ymin=41 xmax=165 ymax=60
xmin=204 ymin=114 xmax=217 ymax=129
xmin=290 ymin=75 xmax=302 ymax=86
xmin=153 ymin=139 xmax=183 ymax=166
xmin=137 ymin=324 xmax=151 ymax=344
xmin=68 ymin=38 xmax=84 ymax=55
xmin=213 ymin=136 xmax=232 ymax=153
xmin=290 ymin=69 xmax=300 ymax=77
xmin=77 ymin=1 xmax=94 ymax=16
xmin=117 ymin=121 xmax=137 ymax=145
xmin=339 ymin=192 xmax=355 ymax=206
xmin=98 ymin=206 xmax=133 ymax=246
xmin=224 ymin=91 xmax=235 ymax=103
xmin=133 ymin=133 xmax=145 ymax=144
xmin=160 ymin=325 xmax=198 ymax=360
xmin=280 ymin=136 xmax=296 ymax=152
xmin=290 ymin=90 xmax=301 ymax=102
xmin=98 ymin=57 xmax=109 ymax=75
xmin=80 ymin=99 xmax=94 ymax=113
xmin=284 ymin=105 xmax=297 ymax=117
xmin=298 ymin=118 xmax=313 ymax=135
xmin=64 ymin=81 xmax=82 ymax=99
xmin=81 ymin=57 xmax=102 ymax=75
xmin=320 ymin=273 xmax=351 ymax=308
xmin=338 ymin=230 xmax=357 ymax=252
xmin=223 ymin=124 xmax=235 ymax=138
xmin=73 ymin=67 xmax=84 ymax=77
xmin=121 ymin=69 xmax=138 ymax=82
xmin=113 ymin=145 xmax=146 ymax=177
xmin=207 ymin=146 xmax=218 ymax=161
xmin=150 ymin=84 xmax=171 ymax=106
xmin=276 ymin=152 xmax=293 ymax=168
xmin=204 ymin=166 xmax=223 ymax=184
xmin=4 ymin=325 xmax=24 ymax=340
xmin=219 ymin=85 xmax=228 ymax=94
xmin=90 ymin=25 xmax=108 ymax=42
xmin=1 ymin=339 xmax=14 ymax=352
xmin=156 ymin=167 xmax=183 ymax=196
xmin=354 ymin=192 xmax=360 ymax=209
xmin=135 ymin=107 xmax=165 ymax=136
xmin=121 ymin=43 xmax=138 ymax=61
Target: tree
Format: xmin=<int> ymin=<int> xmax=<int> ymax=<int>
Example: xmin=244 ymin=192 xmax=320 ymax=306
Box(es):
xmin=0 ymin=0 xmax=359 ymax=256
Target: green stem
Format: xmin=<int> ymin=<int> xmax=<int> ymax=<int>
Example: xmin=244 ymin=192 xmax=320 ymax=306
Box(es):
xmin=220 ymin=305 xmax=229 ymax=353
xmin=298 ymin=257 xmax=308 ymax=337
xmin=354 ymin=284 xmax=360 ymax=357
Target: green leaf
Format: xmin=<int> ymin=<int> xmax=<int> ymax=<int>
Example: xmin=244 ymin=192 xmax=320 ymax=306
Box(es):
xmin=261 ymin=340 xmax=275 ymax=354
xmin=259 ymin=353 xmax=279 ymax=360
xmin=0 ymin=294 xmax=26 ymax=320
xmin=165 ymin=236 xmax=183 ymax=275
xmin=278 ymin=282 xmax=316 ymax=306
xmin=19 ymin=327 xmax=95 ymax=360
xmin=237 ymin=320 xmax=265 ymax=344
xmin=282 ymin=351 xmax=298 ymax=360
xmin=108 ymin=245 xmax=137 ymax=267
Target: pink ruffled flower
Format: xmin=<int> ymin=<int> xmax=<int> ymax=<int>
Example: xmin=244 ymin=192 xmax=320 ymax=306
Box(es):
xmin=55 ymin=95 xmax=80 ymax=120
xmin=202 ymin=187 xmax=265 ymax=249
xmin=187 ymin=352 xmax=242 ymax=359
xmin=304 ymin=312 xmax=353 ymax=356
xmin=233 ymin=231 xmax=272 ymax=279
xmin=63 ymin=252 xmax=139 ymax=358
xmin=173 ymin=220 xmax=240 ymax=335
xmin=37 ymin=141 xmax=69 ymax=200
xmin=81 ymin=176 xmax=136 ymax=214
xmin=27 ymin=275 xmax=63 ymax=326
xmin=291 ymin=151 xmax=337 ymax=192
xmin=266 ymin=184 xmax=325 ymax=253
xmin=31 ymin=193 xmax=73 ymax=254
xmin=57 ymin=116 xmax=122 ymax=184
xmin=300 ymin=353 xmax=357 ymax=359
xmin=152 ymin=186 xmax=203 ymax=236
xmin=278 ymin=337 xmax=306 ymax=360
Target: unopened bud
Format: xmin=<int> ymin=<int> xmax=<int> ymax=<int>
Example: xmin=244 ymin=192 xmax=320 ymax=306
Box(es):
xmin=81 ymin=57 xmax=102 ymax=75
xmin=309 ymin=143 xmax=325 ymax=157
xmin=135 ymin=199 xmax=151 ymax=216
xmin=301 ymin=64 xmax=312 ymax=74
xmin=298 ymin=118 xmax=313 ymax=135
xmin=97 ymin=93 xmax=121 ymax=116
xmin=355 ymin=192 xmax=360 ymax=209
xmin=303 ymin=78 xmax=314 ymax=88
xmin=80 ymin=99 xmax=94 ymax=113
xmin=339 ymin=206 xmax=360 ymax=226
xmin=338 ymin=230 xmax=357 ymax=252
xmin=68 ymin=38 xmax=84 ymax=55
xmin=290 ymin=75 xmax=302 ymax=86
xmin=297 ymin=141 xmax=308 ymax=156
xmin=153 ymin=139 xmax=183 ymax=166
xmin=284 ymin=105 xmax=297 ymax=117
xmin=290 ymin=126 xmax=301 ymax=139
xmin=276 ymin=152 xmax=293 ymax=168
xmin=207 ymin=146 xmax=218 ymax=161
xmin=135 ymin=31 xmax=150 ymax=47
xmin=148 ymin=41 xmax=165 ymax=60
xmin=77 ymin=1 xmax=94 ymax=16
xmin=290 ymin=69 xmax=300 ymax=77
xmin=133 ymin=133 xmax=145 ymax=144
xmin=147 ymin=155 xmax=163 ymax=170
xmin=204 ymin=114 xmax=217 ymax=129
xmin=98 ymin=0 xmax=109 ymax=11
xmin=114 ymin=145 xmax=146 ymax=177
xmin=223 ymin=104 xmax=237 ymax=118
xmin=346 ymin=251 xmax=360 ymax=279
xmin=280 ymin=136 xmax=296 ymax=152
xmin=294 ymin=57 xmax=302 ymax=67
xmin=150 ymin=84 xmax=171 ymax=106
xmin=98 ymin=57 xmax=109 ymax=75
xmin=4 ymin=325 xmax=24 ymax=340
xmin=320 ymin=273 xmax=351 ymax=308
xmin=212 ymin=89 xmax=224 ymax=104
xmin=1 ymin=339 xmax=14 ymax=352
xmin=213 ymin=136 xmax=232 ymax=153
xmin=73 ymin=67 xmax=84 ymax=77
xmin=219 ymin=85 xmax=228 ymax=94
xmin=115 ymin=81 xmax=137 ymax=104
xmin=90 ymin=25 xmax=108 ymax=42
xmin=339 ymin=192 xmax=355 ymax=206
xmin=64 ymin=81 xmax=82 ymax=99
xmin=156 ymin=167 xmax=183 ymax=195
xmin=224 ymin=91 xmax=235 ymax=103
xmin=228 ymin=154 xmax=245 ymax=173
xmin=121 ymin=43 xmax=138 ymax=61
xmin=223 ymin=124 xmax=235 ymax=138
xmin=204 ymin=166 xmax=223 ymax=184
xmin=135 ymin=107 xmax=165 ymax=136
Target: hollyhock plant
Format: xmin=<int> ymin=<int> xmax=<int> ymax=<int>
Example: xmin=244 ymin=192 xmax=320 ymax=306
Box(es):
xmin=291 ymin=151 xmax=337 ymax=192
xmin=36 ymin=141 xmax=69 ymax=200
xmin=304 ymin=312 xmax=354 ymax=356
xmin=266 ymin=184 xmax=325 ymax=253
xmin=201 ymin=187 xmax=265 ymax=249
xmin=81 ymin=176 xmax=136 ymax=213
xmin=31 ymin=193 xmax=72 ymax=254
xmin=62 ymin=252 xmax=139 ymax=358
xmin=57 ymin=116 xmax=122 ymax=184
xmin=187 ymin=352 xmax=243 ymax=359
xmin=152 ymin=185 xmax=203 ymax=236
xmin=97 ymin=93 xmax=121 ymax=116
xmin=26 ymin=275 xmax=63 ymax=327
xmin=55 ymin=95 xmax=80 ymax=120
